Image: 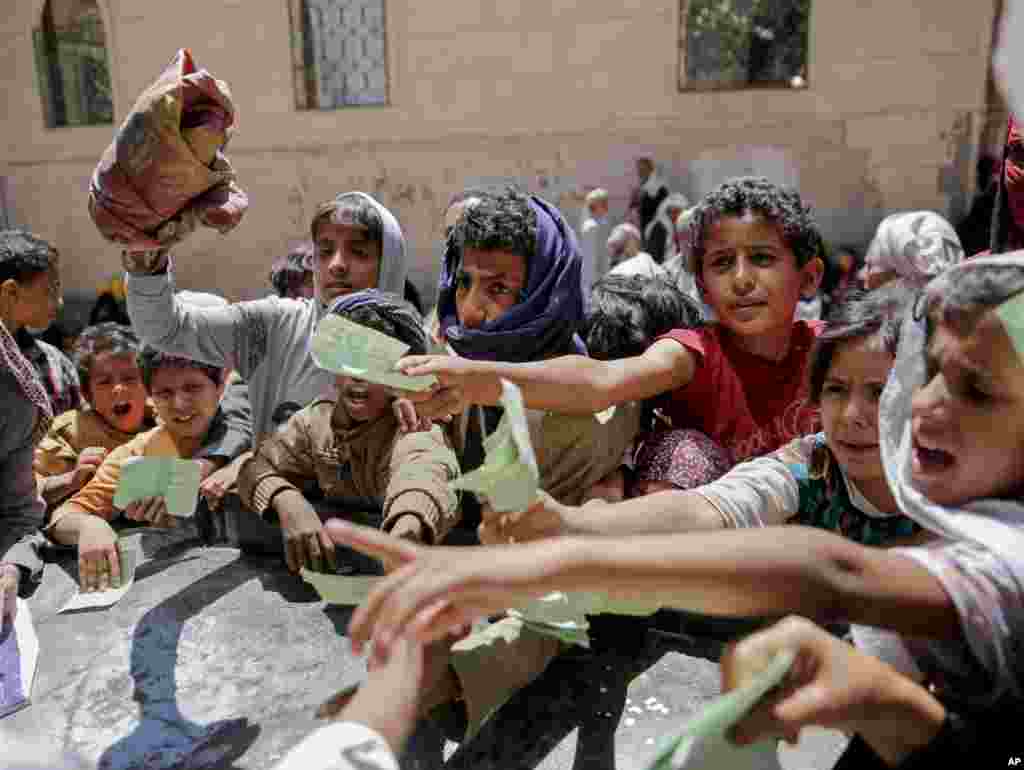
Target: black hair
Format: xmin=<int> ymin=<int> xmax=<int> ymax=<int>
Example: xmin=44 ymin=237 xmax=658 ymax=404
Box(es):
xmin=0 ymin=229 xmax=59 ymax=284
xmin=584 ymin=274 xmax=704 ymax=361
xmin=403 ymin=279 xmax=424 ymax=315
xmin=311 ymin=193 xmax=384 ymax=246
xmin=88 ymin=292 xmax=130 ymax=326
xmin=688 ymin=176 xmax=824 ymax=276
xmin=921 ymin=262 xmax=1024 ymax=340
xmin=269 ymin=242 xmax=314 ymax=298
xmin=808 ymin=283 xmax=915 ymax=404
xmin=73 ymin=323 xmax=141 ymax=397
xmin=454 ymin=188 xmax=536 ymax=264
xmin=137 ymin=346 xmax=224 ymax=391
xmin=330 ymin=291 xmax=428 ymax=356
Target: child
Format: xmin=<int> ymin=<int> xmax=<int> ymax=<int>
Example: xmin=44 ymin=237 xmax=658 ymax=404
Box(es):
xmin=0 ymin=229 xmax=62 ymax=623
xmin=269 ymin=242 xmax=316 ymax=300
xmin=124 ymin=191 xmax=408 ymax=444
xmin=34 ymin=323 xmax=155 ymax=508
xmin=237 ymin=290 xmax=460 ymax=574
xmin=335 ymin=255 xmax=1024 ymax=732
xmin=400 ymin=176 xmax=826 ymax=468
xmin=48 ymin=347 xmax=230 ymax=591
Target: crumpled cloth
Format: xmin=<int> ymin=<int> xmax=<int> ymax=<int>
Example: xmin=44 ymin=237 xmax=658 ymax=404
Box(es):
xmin=89 ymin=48 xmax=248 ymax=251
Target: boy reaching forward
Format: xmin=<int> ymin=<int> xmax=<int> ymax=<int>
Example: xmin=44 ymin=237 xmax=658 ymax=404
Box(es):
xmin=237 ymin=290 xmax=460 ymax=573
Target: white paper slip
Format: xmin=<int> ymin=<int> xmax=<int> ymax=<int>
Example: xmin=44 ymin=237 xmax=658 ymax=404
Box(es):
xmin=0 ymin=600 xmax=39 ymax=719
xmin=113 ymin=456 xmax=202 ymax=517
xmin=646 ymin=650 xmax=794 ymax=769
xmin=450 ymin=380 xmax=540 ymax=513
xmin=311 ymin=315 xmax=437 ymax=391
xmin=59 ymin=539 xmax=140 ymax=613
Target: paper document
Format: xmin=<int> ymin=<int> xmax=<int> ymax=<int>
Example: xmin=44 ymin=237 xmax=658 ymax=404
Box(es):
xmin=450 ymin=380 xmax=540 ymax=512
xmin=311 ymin=315 xmax=437 ymax=391
xmin=59 ymin=539 xmax=140 ymax=613
xmin=646 ymin=650 xmax=794 ymax=769
xmin=301 ymin=569 xmax=381 ymax=606
xmin=0 ymin=600 xmax=39 ymax=719
xmin=113 ymin=456 xmax=202 ymax=517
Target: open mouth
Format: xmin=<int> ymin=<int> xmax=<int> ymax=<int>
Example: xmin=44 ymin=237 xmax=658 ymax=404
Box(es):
xmin=172 ymin=414 xmax=196 ymax=425
xmin=912 ymin=439 xmax=955 ymax=474
xmin=112 ymin=403 xmax=132 ymax=417
xmin=836 ymin=439 xmax=878 ymax=454
xmin=344 ymin=386 xmax=370 ymax=404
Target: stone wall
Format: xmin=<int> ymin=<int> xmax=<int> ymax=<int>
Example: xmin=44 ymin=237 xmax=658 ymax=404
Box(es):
xmin=1 ymin=0 xmax=1003 ymax=308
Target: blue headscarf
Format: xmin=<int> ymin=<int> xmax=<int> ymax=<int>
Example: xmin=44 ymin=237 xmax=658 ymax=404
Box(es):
xmin=438 ymin=195 xmax=586 ymax=362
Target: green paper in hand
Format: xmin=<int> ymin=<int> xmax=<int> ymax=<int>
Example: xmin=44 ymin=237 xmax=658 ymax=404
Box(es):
xmin=113 ymin=457 xmax=202 ymax=517
xmin=450 ymin=380 xmax=540 ymax=513
xmin=301 ymin=568 xmax=380 ymax=606
xmin=507 ymin=591 xmax=592 ymax=648
xmin=311 ymin=315 xmax=437 ymax=391
xmin=997 ymin=291 xmax=1024 ymax=362
xmin=647 ymin=650 xmax=795 ymax=769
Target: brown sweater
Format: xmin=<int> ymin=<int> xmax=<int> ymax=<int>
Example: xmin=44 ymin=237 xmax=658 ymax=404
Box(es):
xmin=238 ymin=397 xmax=461 ymax=543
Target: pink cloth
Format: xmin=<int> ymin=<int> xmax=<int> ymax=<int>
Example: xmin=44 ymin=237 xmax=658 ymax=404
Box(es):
xmin=0 ymin=321 xmax=52 ymax=446
xmin=634 ymin=429 xmax=730 ymax=490
xmin=88 ymin=49 xmax=248 ymax=250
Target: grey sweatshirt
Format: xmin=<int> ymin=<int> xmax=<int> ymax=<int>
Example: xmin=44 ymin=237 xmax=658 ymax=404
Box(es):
xmin=127 ymin=193 xmax=407 ymax=441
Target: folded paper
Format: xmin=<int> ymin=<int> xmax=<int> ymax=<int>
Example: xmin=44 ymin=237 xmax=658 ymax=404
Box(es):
xmin=0 ymin=600 xmax=39 ymax=719
xmin=450 ymin=380 xmax=540 ymax=512
xmin=113 ymin=456 xmax=202 ymax=517
xmin=647 ymin=650 xmax=794 ymax=769
xmin=311 ymin=315 xmax=437 ymax=391
xmin=59 ymin=539 xmax=140 ymax=613
xmin=301 ymin=569 xmax=381 ymax=606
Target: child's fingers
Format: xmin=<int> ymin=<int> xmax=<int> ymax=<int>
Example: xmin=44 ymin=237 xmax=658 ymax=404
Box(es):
xmin=347 ymin=562 xmax=421 ymax=653
xmin=396 ymin=355 xmax=441 ymax=376
xmin=108 ymin=543 xmax=122 ymax=588
xmin=325 ymin=520 xmax=420 ymax=566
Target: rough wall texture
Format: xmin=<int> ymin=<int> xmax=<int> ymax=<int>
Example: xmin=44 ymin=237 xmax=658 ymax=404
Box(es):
xmin=1 ymin=0 xmax=1004 ymax=309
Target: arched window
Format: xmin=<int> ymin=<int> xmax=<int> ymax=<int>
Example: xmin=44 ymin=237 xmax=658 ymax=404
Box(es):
xmin=33 ymin=0 xmax=113 ymax=127
xmin=288 ymin=0 xmax=389 ymax=110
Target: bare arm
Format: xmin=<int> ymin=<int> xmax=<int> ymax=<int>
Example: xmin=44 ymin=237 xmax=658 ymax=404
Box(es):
xmin=333 ymin=523 xmax=958 ymax=649
xmin=402 ymin=338 xmax=696 ymax=415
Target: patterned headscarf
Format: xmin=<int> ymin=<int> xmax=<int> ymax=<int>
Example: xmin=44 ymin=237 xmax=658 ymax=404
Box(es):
xmin=438 ymin=195 xmax=586 ymax=362
xmin=865 ymin=211 xmax=964 ymax=287
xmin=634 ymin=429 xmax=731 ymax=491
xmin=1 ymin=319 xmax=53 ymax=445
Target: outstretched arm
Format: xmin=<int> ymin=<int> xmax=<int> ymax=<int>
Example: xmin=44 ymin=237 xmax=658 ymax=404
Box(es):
xmin=398 ymin=337 xmax=696 ymax=418
xmin=327 ymin=522 xmax=957 ymax=654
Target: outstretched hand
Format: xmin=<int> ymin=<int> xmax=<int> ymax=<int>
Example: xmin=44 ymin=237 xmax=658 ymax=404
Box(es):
xmin=478 ymin=490 xmax=573 ymax=544
xmin=325 ymin=520 xmax=556 ymax=656
xmin=394 ymin=355 xmax=503 ymax=420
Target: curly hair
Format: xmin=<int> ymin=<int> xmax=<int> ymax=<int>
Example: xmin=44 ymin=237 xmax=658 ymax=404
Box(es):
xmin=584 ymin=274 xmax=704 ymax=361
xmin=687 ymin=177 xmax=824 ymax=276
xmin=73 ymin=323 xmax=142 ymax=397
xmin=454 ymin=188 xmax=537 ymax=264
xmin=137 ymin=346 xmax=224 ymax=391
xmin=808 ymin=283 xmax=916 ymax=404
xmin=269 ymin=242 xmax=314 ymax=298
xmin=0 ymin=229 xmax=59 ymax=284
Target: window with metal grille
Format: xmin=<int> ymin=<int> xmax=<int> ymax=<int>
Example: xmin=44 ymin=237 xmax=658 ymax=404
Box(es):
xmin=33 ymin=0 xmax=113 ymax=128
xmin=678 ymin=0 xmax=811 ymax=92
xmin=288 ymin=0 xmax=389 ymax=109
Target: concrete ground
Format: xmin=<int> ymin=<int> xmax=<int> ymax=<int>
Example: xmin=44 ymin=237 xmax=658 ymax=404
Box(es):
xmin=1 ymin=524 xmax=848 ymax=769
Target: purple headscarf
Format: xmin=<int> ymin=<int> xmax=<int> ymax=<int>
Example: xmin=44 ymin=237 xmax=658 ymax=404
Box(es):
xmin=438 ymin=195 xmax=586 ymax=362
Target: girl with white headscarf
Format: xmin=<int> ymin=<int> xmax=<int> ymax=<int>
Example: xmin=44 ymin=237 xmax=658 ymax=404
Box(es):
xmin=644 ymin=193 xmax=690 ymax=264
xmin=863 ymin=211 xmax=964 ymax=289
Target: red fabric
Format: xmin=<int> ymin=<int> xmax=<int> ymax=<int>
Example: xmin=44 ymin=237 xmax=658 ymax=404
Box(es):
xmin=655 ymin=320 xmax=823 ymax=463
xmin=1005 ymin=116 xmax=1024 ymax=240
xmin=88 ymin=49 xmax=248 ymax=249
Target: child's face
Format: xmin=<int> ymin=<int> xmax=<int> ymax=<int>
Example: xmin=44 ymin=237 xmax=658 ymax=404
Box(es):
xmin=820 ymin=336 xmax=893 ymax=492
xmin=911 ymin=311 xmax=1024 ymax=506
xmin=455 ymin=248 xmax=527 ymax=329
xmin=6 ymin=268 xmax=61 ymax=331
xmin=149 ymin=366 xmax=224 ymax=448
xmin=335 ymin=375 xmax=392 ymax=423
xmin=315 ymin=222 xmax=382 ymax=304
xmin=700 ymin=213 xmax=821 ymax=339
xmin=88 ymin=351 xmax=147 ymax=434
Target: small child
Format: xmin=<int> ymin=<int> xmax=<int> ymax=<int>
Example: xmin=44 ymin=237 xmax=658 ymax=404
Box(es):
xmin=34 ymin=323 xmax=155 ymax=508
xmin=237 ymin=290 xmax=460 ymax=573
xmin=48 ymin=347 xmax=231 ymax=590
xmin=401 ymin=176 xmax=826 ymax=467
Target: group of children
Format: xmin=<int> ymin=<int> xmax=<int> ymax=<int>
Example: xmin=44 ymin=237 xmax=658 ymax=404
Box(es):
xmin=2 ymin=144 xmax=1023 ymax=769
